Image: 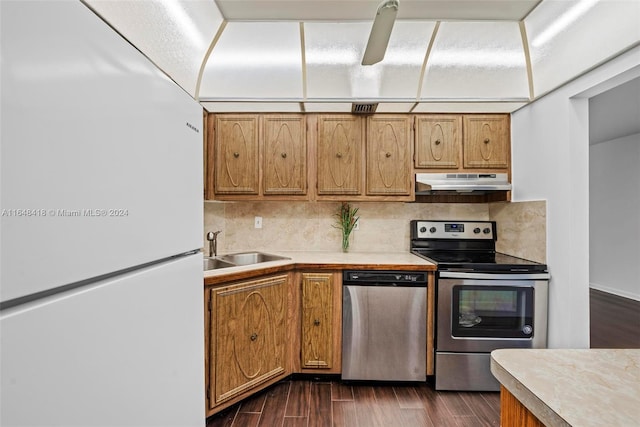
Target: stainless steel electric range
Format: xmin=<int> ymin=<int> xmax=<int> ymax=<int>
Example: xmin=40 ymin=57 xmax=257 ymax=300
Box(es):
xmin=410 ymin=220 xmax=550 ymax=391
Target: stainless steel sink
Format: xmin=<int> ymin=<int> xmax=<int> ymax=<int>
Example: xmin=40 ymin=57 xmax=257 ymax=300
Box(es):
xmin=203 ymin=252 xmax=290 ymax=271
xmin=218 ymin=252 xmax=290 ymax=266
xmin=203 ymin=257 xmax=236 ymax=271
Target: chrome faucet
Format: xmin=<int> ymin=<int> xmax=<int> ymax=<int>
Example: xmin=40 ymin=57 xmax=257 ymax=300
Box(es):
xmin=206 ymin=230 xmax=222 ymax=257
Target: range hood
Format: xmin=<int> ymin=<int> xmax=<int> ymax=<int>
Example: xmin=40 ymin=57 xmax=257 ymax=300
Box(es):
xmin=415 ymin=173 xmax=511 ymax=195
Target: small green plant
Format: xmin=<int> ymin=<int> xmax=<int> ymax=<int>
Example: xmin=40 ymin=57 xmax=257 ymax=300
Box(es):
xmin=333 ymin=202 xmax=359 ymax=252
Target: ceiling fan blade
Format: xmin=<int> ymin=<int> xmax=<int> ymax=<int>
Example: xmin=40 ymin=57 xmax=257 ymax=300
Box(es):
xmin=361 ymin=0 xmax=399 ymax=65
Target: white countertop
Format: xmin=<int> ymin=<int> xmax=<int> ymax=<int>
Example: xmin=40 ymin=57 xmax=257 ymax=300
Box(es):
xmin=491 ymin=348 xmax=640 ymax=427
xmin=203 ymin=250 xmax=435 ymax=279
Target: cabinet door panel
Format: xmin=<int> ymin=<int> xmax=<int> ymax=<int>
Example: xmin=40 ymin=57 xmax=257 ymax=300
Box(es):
xmin=366 ymin=116 xmax=412 ymax=195
xmin=211 ymin=275 xmax=287 ymax=405
xmin=301 ymin=273 xmax=333 ymax=369
xmin=214 ymin=115 xmax=259 ymax=194
xmin=415 ymin=115 xmax=461 ymax=169
xmin=463 ymin=115 xmax=509 ymax=169
xmin=317 ymin=115 xmax=363 ymax=195
xmin=263 ymin=115 xmax=307 ymax=195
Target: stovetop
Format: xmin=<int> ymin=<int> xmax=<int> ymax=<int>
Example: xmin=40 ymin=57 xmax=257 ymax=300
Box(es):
xmin=410 ymin=219 xmax=548 ymax=273
xmin=411 ymin=249 xmax=548 ymax=272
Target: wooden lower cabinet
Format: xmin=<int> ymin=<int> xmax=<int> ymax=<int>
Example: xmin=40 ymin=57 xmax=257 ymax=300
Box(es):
xmin=206 ymin=274 xmax=289 ymax=414
xmin=500 ymin=386 xmax=545 ymax=427
xmin=300 ymin=272 xmax=341 ymax=370
xmin=205 ymin=269 xmax=434 ymax=417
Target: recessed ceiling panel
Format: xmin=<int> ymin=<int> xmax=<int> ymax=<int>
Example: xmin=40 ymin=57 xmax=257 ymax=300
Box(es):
xmin=525 ymin=0 xmax=640 ymax=98
xmin=199 ymin=22 xmax=303 ymax=100
xmin=215 ymin=0 xmax=540 ymax=21
xmin=398 ymin=0 xmax=541 ymax=20
xmin=85 ymin=0 xmax=222 ymax=96
xmin=305 ymin=21 xmax=435 ymax=100
xmin=421 ymin=21 xmax=529 ymax=100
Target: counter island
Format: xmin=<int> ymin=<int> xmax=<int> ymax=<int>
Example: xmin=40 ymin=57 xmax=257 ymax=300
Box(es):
xmin=491 ymin=348 xmax=640 ymax=426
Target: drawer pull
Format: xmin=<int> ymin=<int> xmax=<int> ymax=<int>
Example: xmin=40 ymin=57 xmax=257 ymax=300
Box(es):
xmin=250 ymin=333 xmax=258 ymax=341
xmin=484 ymin=138 xmax=490 ymax=144
xmin=434 ymin=139 xmax=441 ymax=145
xmin=281 ymin=152 xmax=287 ymax=158
xmin=314 ymin=319 xmax=321 ymax=326
xmin=233 ymin=152 xmax=240 ymax=158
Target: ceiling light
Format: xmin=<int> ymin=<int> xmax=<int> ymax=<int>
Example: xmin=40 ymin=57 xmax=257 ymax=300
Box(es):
xmin=361 ymin=0 xmax=399 ymax=65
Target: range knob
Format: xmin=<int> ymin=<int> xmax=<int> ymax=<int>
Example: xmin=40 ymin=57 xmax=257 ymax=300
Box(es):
xmin=429 ymin=227 xmax=437 ymax=233
xmin=473 ymin=227 xmax=481 ymax=234
xmin=483 ymin=227 xmax=491 ymax=234
xmin=419 ymin=226 xmax=427 ymax=233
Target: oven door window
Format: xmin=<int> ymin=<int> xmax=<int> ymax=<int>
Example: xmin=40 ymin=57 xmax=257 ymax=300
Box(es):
xmin=452 ymin=285 xmax=534 ymax=338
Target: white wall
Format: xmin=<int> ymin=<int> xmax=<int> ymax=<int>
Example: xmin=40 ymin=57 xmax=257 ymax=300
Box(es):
xmin=589 ymin=133 xmax=640 ymax=300
xmin=510 ymin=46 xmax=640 ymax=348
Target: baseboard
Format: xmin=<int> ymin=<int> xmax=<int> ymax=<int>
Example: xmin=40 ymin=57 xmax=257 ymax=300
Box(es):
xmin=589 ymin=283 xmax=640 ymax=302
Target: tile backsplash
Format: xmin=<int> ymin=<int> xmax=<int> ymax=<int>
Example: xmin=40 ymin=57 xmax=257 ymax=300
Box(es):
xmin=204 ymin=200 xmax=546 ymax=261
xmin=204 ymin=201 xmax=488 ymax=254
xmin=489 ymin=200 xmax=547 ymax=263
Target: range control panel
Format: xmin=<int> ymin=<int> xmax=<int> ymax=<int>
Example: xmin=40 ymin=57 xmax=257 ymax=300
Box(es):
xmin=411 ymin=220 xmax=495 ymax=240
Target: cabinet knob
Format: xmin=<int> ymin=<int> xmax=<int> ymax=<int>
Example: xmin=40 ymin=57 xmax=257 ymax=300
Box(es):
xmin=250 ymin=333 xmax=258 ymax=341
xmin=233 ymin=152 xmax=240 ymax=158
xmin=336 ymin=152 xmax=342 ymax=158
xmin=385 ymin=152 xmax=391 ymax=158
xmin=313 ymin=319 xmax=320 ymax=326
xmin=281 ymin=152 xmax=287 ymax=158
xmin=483 ymin=138 xmax=490 ymax=144
xmin=434 ymin=139 xmax=441 ymax=145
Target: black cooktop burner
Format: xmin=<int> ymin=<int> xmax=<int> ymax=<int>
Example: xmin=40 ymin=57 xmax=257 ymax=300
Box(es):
xmin=413 ymin=250 xmax=496 ymax=264
xmin=412 ymin=249 xmax=547 ymax=272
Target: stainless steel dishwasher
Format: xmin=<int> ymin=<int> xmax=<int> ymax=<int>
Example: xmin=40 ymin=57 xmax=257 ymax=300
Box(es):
xmin=341 ymin=270 xmax=427 ymax=381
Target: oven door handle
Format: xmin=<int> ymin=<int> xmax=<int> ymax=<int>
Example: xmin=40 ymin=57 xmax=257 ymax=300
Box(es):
xmin=438 ymin=271 xmax=550 ymax=280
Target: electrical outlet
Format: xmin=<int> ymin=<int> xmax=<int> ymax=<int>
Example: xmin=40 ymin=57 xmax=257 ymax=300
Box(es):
xmin=354 ymin=218 xmax=360 ymax=231
xmin=254 ymin=216 xmax=263 ymax=229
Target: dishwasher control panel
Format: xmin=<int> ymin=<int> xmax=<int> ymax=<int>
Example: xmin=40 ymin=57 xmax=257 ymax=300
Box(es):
xmin=343 ymin=270 xmax=427 ymax=285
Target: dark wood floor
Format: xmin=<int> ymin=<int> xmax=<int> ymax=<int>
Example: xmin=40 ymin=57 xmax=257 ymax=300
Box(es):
xmin=590 ymin=288 xmax=640 ymax=348
xmin=206 ymin=378 xmax=500 ymax=427
xmin=206 ymin=289 xmax=638 ymax=427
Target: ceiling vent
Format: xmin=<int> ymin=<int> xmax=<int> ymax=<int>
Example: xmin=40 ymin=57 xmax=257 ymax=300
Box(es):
xmin=351 ymin=103 xmax=378 ymax=114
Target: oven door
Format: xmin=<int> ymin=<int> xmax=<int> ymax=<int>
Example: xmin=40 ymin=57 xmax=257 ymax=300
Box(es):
xmin=437 ymin=272 xmax=549 ymax=352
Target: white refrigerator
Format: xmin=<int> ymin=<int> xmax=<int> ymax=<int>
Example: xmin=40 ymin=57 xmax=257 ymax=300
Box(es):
xmin=1 ymin=1 xmax=205 ymax=426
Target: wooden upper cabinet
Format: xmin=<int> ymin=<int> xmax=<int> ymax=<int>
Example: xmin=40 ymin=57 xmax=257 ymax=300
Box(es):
xmin=301 ymin=273 xmax=334 ymax=369
xmin=463 ymin=114 xmax=510 ymax=169
xmin=415 ymin=115 xmax=462 ymax=169
xmin=366 ymin=115 xmax=412 ymax=195
xmin=263 ymin=115 xmax=307 ymax=195
xmin=316 ymin=115 xmax=364 ymax=195
xmin=213 ymin=115 xmax=259 ymax=194
xmin=206 ymin=112 xmax=510 ymax=200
